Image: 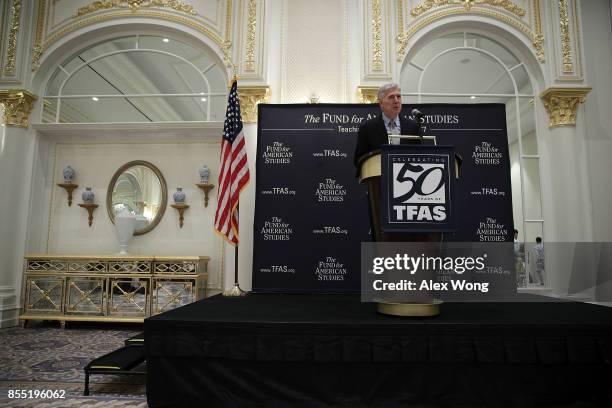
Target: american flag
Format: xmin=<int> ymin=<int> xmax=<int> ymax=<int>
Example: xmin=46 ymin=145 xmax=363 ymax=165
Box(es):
xmin=214 ymin=80 xmax=250 ymax=244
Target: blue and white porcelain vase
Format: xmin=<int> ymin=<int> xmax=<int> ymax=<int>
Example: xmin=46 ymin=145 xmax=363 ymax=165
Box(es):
xmin=173 ymin=187 xmax=186 ymax=203
xmin=63 ymin=165 xmax=75 ymax=183
xmin=82 ymin=187 xmax=94 ymax=203
xmin=199 ymin=165 xmax=210 ymax=184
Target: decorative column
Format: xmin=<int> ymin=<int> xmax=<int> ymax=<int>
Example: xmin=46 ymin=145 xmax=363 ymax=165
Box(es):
xmin=539 ymin=87 xmax=592 ymax=241
xmin=538 ymin=87 xmax=593 ymax=297
xmin=0 ymin=89 xmax=38 ymax=327
xmin=540 ymin=87 xmax=591 ymax=128
xmin=0 ymin=90 xmax=37 ymax=127
xmin=357 ymin=86 xmax=378 ymax=104
xmin=236 ymin=86 xmax=270 ymax=123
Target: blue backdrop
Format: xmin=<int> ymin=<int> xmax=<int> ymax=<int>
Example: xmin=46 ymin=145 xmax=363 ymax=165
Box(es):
xmin=252 ymin=103 xmax=513 ymax=293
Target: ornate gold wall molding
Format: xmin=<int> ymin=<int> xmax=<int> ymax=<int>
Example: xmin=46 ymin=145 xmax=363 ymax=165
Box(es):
xmin=532 ymin=0 xmax=542 ymax=35
xmin=237 ymin=85 xmax=269 ymax=123
xmin=0 ymin=90 xmax=38 ymax=128
xmin=531 ymin=32 xmax=544 ymax=64
xmin=0 ymin=1 xmax=6 ymax=73
xmin=371 ymin=0 xmax=383 ymax=71
xmin=75 ymin=0 xmax=197 ymax=17
xmin=31 ymin=0 xmax=47 ymax=71
xmin=397 ymin=0 xmax=405 ymax=36
xmin=4 ymin=0 xmax=21 ymax=76
xmin=223 ymin=0 xmax=234 ymax=66
xmin=558 ymin=0 xmax=573 ymax=73
xmin=539 ymin=87 xmax=590 ymax=128
xmin=357 ymin=86 xmax=378 ymax=104
xmin=244 ymin=0 xmax=257 ymax=71
xmin=411 ymin=0 xmax=526 ymax=17
xmin=397 ymin=7 xmax=545 ymax=63
xmin=532 ymin=0 xmax=544 ymax=63
xmin=31 ymin=7 xmax=234 ymax=72
xmin=42 ymin=12 xmax=222 ymax=51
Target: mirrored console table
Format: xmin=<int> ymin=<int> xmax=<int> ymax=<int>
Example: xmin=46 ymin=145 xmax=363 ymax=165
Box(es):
xmin=20 ymin=255 xmax=209 ymax=327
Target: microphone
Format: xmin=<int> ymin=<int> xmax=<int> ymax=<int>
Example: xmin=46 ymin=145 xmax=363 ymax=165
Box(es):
xmin=411 ymin=109 xmax=424 ymax=139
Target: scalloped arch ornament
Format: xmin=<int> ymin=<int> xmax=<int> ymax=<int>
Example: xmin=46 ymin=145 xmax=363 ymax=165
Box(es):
xmin=32 ymin=0 xmax=234 ymax=71
xmin=396 ymin=0 xmax=544 ymax=63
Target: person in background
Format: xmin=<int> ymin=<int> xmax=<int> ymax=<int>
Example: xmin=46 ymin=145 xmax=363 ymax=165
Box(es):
xmin=514 ymin=229 xmax=525 ymax=286
xmin=534 ymin=236 xmax=545 ymax=285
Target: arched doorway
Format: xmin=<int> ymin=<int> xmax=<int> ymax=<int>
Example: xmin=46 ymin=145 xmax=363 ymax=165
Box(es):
xmin=32 ymin=31 xmax=229 ymax=294
xmin=401 ymin=32 xmax=544 ymax=287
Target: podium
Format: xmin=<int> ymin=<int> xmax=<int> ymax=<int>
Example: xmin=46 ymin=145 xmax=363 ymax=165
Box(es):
xmin=357 ymin=139 xmax=460 ymax=316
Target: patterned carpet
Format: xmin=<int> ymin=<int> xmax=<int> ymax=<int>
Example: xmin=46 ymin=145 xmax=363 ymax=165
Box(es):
xmin=0 ymin=321 xmax=147 ymax=407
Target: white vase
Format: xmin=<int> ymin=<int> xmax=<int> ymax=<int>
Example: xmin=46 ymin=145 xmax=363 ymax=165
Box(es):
xmin=81 ymin=187 xmax=94 ymax=203
xmin=199 ymin=165 xmax=210 ymax=184
xmin=63 ymin=165 xmax=75 ymax=183
xmin=115 ymin=212 xmax=137 ymax=255
xmin=173 ymin=187 xmax=186 ymax=203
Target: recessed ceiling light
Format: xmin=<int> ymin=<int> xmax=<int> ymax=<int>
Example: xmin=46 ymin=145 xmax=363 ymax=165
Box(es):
xmin=162 ymin=38 xmax=170 ymax=43
xmin=200 ymin=97 xmax=207 ymax=102
xmin=92 ymin=97 xmax=99 ymax=101
xmin=470 ymin=96 xmax=477 ymax=100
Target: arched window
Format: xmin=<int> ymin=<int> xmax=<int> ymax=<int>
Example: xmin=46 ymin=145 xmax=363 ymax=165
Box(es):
xmin=401 ymin=32 xmax=544 ymax=287
xmin=42 ymin=35 xmax=227 ymax=123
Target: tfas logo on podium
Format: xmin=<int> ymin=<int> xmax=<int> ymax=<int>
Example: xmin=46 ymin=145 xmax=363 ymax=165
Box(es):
xmin=387 ymin=152 xmax=453 ymax=230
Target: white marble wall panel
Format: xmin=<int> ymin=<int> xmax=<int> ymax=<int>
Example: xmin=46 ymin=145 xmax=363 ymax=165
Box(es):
xmin=581 ymin=0 xmax=612 ymax=241
xmin=0 ymin=124 xmax=35 ymax=326
xmin=282 ymin=0 xmax=346 ymax=103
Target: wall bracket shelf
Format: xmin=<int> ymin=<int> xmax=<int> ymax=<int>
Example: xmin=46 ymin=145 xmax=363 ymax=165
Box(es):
xmin=78 ymin=203 xmax=99 ymax=226
xmin=57 ymin=183 xmax=78 ymax=206
xmin=170 ymin=203 xmax=189 ymax=228
xmin=196 ymin=183 xmax=215 ymax=207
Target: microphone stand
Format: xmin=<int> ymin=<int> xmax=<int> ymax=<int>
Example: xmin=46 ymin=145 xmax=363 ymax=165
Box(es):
xmin=416 ymin=112 xmax=424 ymax=141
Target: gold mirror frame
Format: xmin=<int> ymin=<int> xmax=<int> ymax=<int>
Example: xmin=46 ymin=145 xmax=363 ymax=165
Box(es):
xmin=106 ymin=160 xmax=167 ymax=236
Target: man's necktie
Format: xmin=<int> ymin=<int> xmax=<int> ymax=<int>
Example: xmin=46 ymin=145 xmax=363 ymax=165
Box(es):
xmin=388 ymin=120 xmax=400 ymax=144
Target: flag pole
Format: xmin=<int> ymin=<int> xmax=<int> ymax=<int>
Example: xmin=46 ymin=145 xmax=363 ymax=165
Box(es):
xmin=224 ymin=204 xmax=247 ymax=297
xmin=217 ymin=75 xmax=248 ymax=297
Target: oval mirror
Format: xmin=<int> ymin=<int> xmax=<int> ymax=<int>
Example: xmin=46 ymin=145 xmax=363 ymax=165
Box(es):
xmin=106 ymin=160 xmax=167 ymax=235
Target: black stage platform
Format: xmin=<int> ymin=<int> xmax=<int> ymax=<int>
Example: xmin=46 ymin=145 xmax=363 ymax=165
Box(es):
xmin=145 ymin=294 xmax=612 ymax=407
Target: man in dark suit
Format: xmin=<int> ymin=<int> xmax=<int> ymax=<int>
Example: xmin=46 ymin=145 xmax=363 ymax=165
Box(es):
xmin=354 ymin=83 xmax=421 ymax=170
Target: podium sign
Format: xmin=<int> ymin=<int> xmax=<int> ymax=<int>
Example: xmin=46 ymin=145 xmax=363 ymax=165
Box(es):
xmin=381 ymin=144 xmax=456 ymax=233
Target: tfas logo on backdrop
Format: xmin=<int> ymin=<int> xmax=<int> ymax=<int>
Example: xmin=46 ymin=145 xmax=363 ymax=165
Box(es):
xmin=390 ymin=154 xmax=451 ymax=224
